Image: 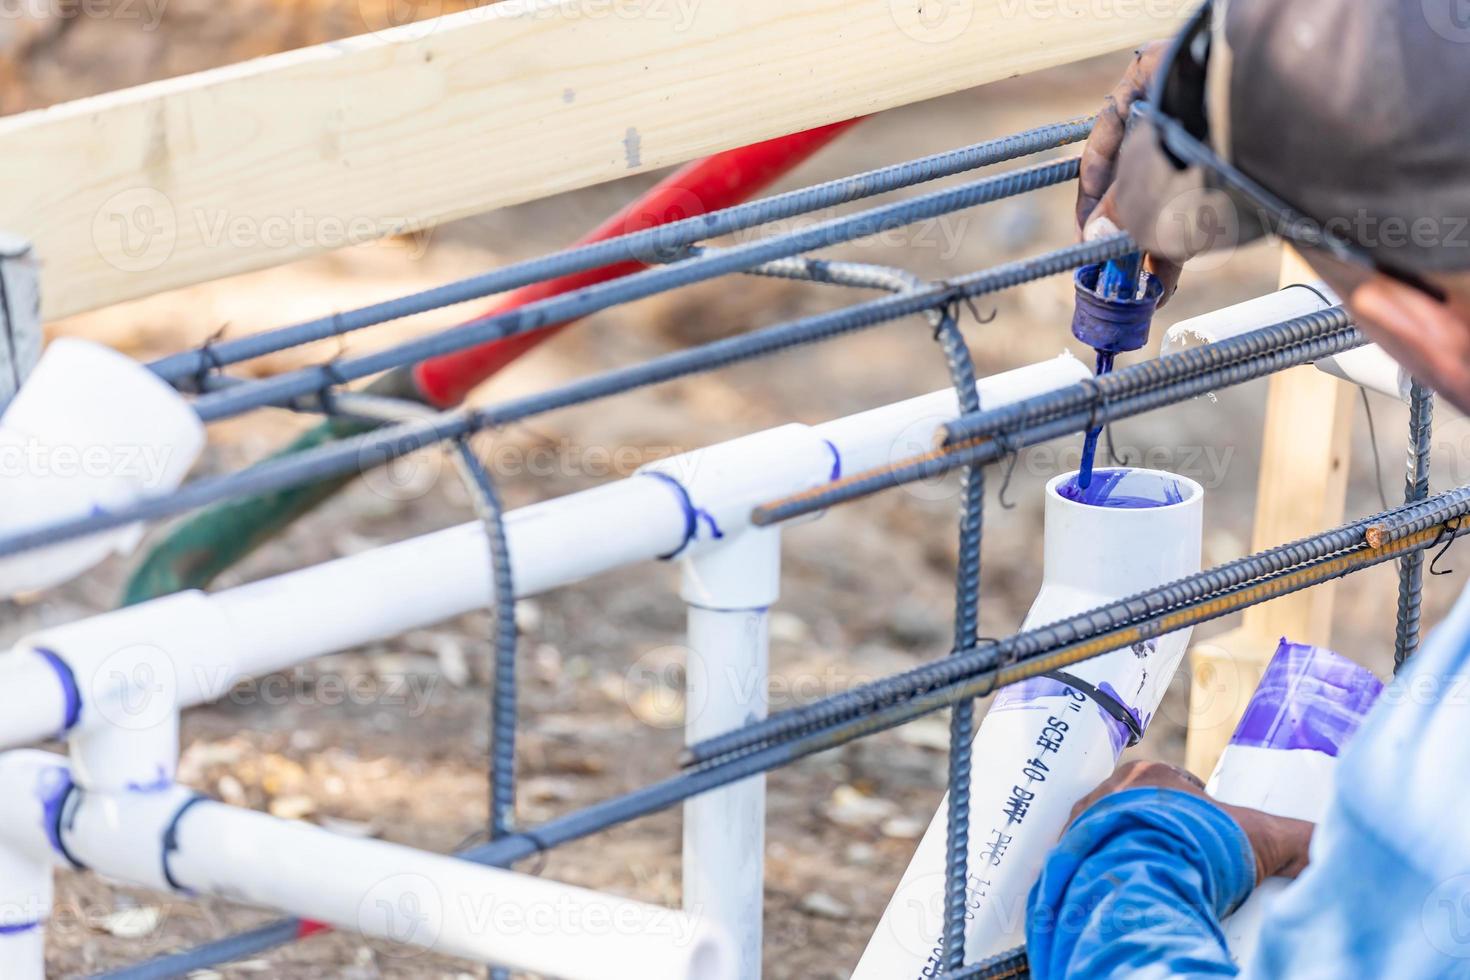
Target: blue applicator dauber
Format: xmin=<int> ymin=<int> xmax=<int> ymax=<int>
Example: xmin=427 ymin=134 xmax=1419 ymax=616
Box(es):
xmin=1069 ymin=252 xmax=1164 ymax=488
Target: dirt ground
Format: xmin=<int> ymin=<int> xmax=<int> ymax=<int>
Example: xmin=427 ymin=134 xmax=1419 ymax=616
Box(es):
xmin=4 ymin=7 xmax=1469 ymax=979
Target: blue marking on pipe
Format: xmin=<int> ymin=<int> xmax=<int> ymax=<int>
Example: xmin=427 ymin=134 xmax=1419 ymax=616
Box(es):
xmin=641 ymin=471 xmax=698 ymax=559
xmin=695 ymin=510 xmax=724 ymax=541
xmin=125 ymin=764 xmax=172 ymax=794
xmin=34 ymin=765 xmax=85 ymax=869
xmin=0 ymin=921 xmax=39 ymax=935
xmin=822 ymin=439 xmax=843 ymax=482
xmin=159 ymin=795 xmax=209 ymax=893
xmin=33 ymin=647 xmax=81 ymax=734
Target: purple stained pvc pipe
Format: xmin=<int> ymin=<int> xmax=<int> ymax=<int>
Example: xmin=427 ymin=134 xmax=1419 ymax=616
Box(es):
xmin=992 ymin=676 xmax=1131 ymax=757
xmin=1229 ymin=639 xmax=1384 ymax=757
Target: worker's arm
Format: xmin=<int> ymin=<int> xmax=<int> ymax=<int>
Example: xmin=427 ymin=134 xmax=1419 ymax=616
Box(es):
xmin=1025 ymin=762 xmax=1312 ymax=980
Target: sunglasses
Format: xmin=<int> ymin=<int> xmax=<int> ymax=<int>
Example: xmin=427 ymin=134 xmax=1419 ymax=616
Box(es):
xmin=1134 ymin=1 xmax=1446 ymax=300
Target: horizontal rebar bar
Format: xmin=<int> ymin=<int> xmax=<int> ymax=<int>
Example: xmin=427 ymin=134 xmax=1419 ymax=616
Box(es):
xmin=699 ymin=482 xmax=1470 ymax=765
xmin=147 ymin=118 xmax=1093 ymax=388
xmin=0 ymin=238 xmax=1131 ymax=562
xmin=939 ymin=307 xmax=1353 ymax=445
xmin=750 ymin=325 xmax=1366 ymax=526
xmin=189 ymin=158 xmax=1082 ymax=421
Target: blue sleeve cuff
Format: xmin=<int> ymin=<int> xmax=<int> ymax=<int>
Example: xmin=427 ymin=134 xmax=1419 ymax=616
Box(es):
xmin=1025 ymin=787 xmax=1255 ymax=980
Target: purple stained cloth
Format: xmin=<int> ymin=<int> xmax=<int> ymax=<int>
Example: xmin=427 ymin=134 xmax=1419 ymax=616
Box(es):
xmin=1230 ymin=639 xmax=1384 ymax=757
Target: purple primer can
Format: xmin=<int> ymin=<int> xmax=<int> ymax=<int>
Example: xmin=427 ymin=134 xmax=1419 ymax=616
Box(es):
xmin=1229 ymin=639 xmax=1383 ymax=757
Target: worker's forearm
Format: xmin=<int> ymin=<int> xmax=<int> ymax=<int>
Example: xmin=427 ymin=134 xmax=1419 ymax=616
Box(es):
xmin=1025 ymin=787 xmax=1254 ymax=979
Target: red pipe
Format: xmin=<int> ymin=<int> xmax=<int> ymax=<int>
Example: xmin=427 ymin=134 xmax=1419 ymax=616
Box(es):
xmin=412 ymin=118 xmax=862 ymax=408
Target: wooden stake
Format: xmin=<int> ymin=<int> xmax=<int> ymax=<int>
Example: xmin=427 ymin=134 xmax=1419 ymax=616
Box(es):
xmin=1184 ymin=247 xmax=1356 ymax=779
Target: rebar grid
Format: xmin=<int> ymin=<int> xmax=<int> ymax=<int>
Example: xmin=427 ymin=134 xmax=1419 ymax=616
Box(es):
xmin=27 ymin=116 xmax=1436 ymax=979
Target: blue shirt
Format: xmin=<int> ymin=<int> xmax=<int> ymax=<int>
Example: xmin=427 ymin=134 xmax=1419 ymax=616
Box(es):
xmin=1026 ymin=581 xmax=1470 ymax=977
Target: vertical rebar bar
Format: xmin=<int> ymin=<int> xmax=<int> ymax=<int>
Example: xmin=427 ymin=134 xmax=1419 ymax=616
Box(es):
xmin=931 ymin=307 xmax=984 ymax=972
xmin=1394 ymin=382 xmax=1434 ymax=669
xmin=455 ymin=438 xmax=519 ymax=980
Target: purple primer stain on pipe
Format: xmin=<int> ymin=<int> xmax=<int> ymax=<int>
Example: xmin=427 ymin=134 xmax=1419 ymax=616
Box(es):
xmin=1057 ymin=468 xmax=1184 ymax=509
xmin=33 ymin=765 xmax=74 ymax=860
xmin=1230 ymin=639 xmax=1383 ymax=757
xmin=992 ymin=676 xmax=1131 ymax=757
xmin=0 ymin=921 xmax=39 ymax=935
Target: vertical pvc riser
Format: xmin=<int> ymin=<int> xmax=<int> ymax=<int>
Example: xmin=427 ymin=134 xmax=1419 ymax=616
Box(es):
xmin=0 ymin=847 xmax=49 ymax=980
xmin=1209 ymin=640 xmax=1382 ymax=964
xmin=680 ymin=529 xmax=780 ymax=980
xmin=854 ymin=469 xmax=1202 ymax=977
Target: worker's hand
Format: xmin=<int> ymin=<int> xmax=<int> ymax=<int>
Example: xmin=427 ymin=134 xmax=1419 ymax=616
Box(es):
xmin=1069 ymin=760 xmax=1314 ymax=885
xmin=1076 ymin=43 xmax=1183 ymax=304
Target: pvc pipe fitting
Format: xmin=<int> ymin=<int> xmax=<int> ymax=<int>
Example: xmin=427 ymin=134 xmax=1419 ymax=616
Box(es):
xmin=0 ymin=339 xmax=205 ymax=598
xmin=1209 ymin=640 xmax=1382 ymax=965
xmin=11 ymin=591 xmax=235 ymax=744
xmin=0 ymin=751 xmax=734 ymax=979
xmin=855 ymin=467 xmax=1203 ymax=977
xmin=0 ymin=835 xmax=50 ymax=980
xmin=642 ymin=423 xmax=835 ymax=555
xmin=1161 ymin=283 xmax=1411 ymax=401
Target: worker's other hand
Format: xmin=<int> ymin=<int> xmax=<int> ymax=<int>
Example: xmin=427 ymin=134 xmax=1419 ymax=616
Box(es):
xmin=1069 ymin=760 xmax=1314 ymax=885
xmin=1075 ymin=43 xmax=1183 ymax=305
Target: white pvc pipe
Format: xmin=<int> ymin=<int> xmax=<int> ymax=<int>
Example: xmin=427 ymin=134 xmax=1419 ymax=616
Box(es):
xmin=0 ymin=354 xmax=1091 ymax=752
xmin=1160 ymin=283 xmax=1411 ymax=401
xmin=680 ymin=530 xmax=779 ymax=980
xmin=1208 ymin=640 xmax=1383 ymax=966
xmin=0 ymin=338 xmax=205 ymax=598
xmin=854 ymin=468 xmax=1203 ymax=976
xmin=0 ymin=750 xmax=733 ymax=980
xmin=0 ymin=841 xmax=49 ymax=980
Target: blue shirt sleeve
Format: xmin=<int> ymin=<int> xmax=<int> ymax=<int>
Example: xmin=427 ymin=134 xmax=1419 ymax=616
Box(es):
xmin=1025 ymin=787 xmax=1255 ymax=980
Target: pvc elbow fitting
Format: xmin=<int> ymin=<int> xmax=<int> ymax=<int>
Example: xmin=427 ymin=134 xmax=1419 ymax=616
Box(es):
xmin=0 ymin=338 xmax=204 ymax=598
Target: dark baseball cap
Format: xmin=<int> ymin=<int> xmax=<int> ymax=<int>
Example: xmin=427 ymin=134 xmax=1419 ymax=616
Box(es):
xmin=1113 ymin=0 xmax=1470 ymax=280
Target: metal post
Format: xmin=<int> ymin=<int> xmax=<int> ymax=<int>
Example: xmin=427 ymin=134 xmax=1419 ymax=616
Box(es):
xmin=680 ymin=528 xmax=780 ymax=980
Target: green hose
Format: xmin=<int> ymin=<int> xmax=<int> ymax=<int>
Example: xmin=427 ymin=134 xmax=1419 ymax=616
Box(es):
xmin=120 ymin=415 xmax=376 ymax=604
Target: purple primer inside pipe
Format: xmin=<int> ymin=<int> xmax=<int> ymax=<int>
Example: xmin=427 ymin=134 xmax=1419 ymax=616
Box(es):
xmin=1230 ymin=639 xmax=1384 ymax=757
xmin=1057 ymin=468 xmax=1185 ymax=509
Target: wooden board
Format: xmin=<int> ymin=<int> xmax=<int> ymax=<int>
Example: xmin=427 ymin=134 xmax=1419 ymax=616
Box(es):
xmin=1184 ymin=247 xmax=1356 ymax=778
xmin=0 ymin=0 xmax=1188 ymax=320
